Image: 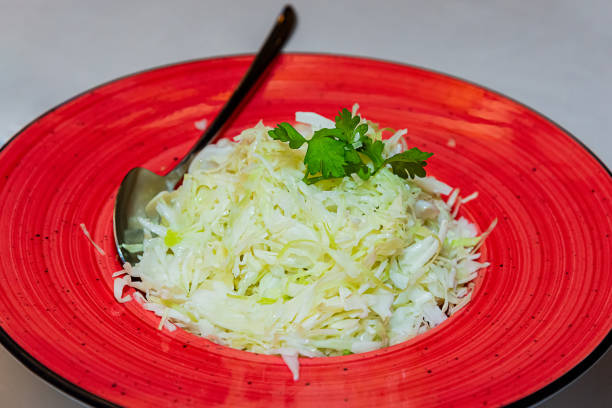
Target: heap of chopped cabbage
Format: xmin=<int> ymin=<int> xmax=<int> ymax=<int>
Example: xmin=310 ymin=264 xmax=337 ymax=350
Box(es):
xmin=122 ymin=109 xmax=491 ymax=373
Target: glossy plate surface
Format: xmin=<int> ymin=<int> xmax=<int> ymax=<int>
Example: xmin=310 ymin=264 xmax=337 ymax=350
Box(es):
xmin=0 ymin=54 xmax=611 ymax=407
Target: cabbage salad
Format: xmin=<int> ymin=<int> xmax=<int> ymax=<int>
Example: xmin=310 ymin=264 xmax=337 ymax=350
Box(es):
xmin=115 ymin=106 xmax=493 ymax=380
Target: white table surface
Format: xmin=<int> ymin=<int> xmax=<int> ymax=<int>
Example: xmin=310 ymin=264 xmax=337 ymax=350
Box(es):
xmin=1 ymin=0 xmax=610 ymax=406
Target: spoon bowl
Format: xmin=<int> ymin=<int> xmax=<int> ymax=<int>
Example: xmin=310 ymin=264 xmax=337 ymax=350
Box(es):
xmin=113 ymin=167 xmax=167 ymax=260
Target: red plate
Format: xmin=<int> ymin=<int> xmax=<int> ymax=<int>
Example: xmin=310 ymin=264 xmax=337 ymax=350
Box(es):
xmin=0 ymin=54 xmax=611 ymax=407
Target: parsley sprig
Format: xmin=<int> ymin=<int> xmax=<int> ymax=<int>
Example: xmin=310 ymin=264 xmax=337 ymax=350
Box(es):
xmin=268 ymin=108 xmax=433 ymax=184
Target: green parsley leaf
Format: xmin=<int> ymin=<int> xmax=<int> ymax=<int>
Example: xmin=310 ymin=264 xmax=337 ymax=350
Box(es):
xmin=343 ymin=148 xmax=372 ymax=180
xmin=304 ymin=133 xmax=348 ymax=180
xmin=313 ymin=128 xmax=345 ymax=139
xmin=359 ymin=134 xmax=385 ymax=171
xmin=384 ymin=147 xmax=433 ymax=178
xmin=268 ymin=122 xmax=307 ymax=149
xmin=344 ymin=161 xmax=372 ymax=181
xmin=355 ymin=123 xmax=369 ymax=138
xmin=344 ymin=148 xmax=361 ymax=164
xmin=334 ymin=108 xmax=361 ymax=142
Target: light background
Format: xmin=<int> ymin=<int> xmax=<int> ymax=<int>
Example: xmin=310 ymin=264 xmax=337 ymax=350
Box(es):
xmin=0 ymin=1 xmax=610 ymax=406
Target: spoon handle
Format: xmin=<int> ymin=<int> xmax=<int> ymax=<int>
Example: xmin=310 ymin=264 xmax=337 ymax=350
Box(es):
xmin=166 ymin=5 xmax=297 ymax=187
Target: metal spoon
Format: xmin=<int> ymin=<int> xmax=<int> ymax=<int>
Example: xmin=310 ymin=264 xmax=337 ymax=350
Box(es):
xmin=113 ymin=5 xmax=297 ymax=264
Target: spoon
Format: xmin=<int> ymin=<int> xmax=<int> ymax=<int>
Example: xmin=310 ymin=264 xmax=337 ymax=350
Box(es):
xmin=113 ymin=5 xmax=297 ymax=265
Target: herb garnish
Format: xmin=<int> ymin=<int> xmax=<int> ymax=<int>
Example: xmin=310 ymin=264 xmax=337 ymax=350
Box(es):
xmin=268 ymin=108 xmax=433 ymax=184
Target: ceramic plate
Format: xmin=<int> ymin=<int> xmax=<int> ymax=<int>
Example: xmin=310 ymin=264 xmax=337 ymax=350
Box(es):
xmin=0 ymin=54 xmax=611 ymax=407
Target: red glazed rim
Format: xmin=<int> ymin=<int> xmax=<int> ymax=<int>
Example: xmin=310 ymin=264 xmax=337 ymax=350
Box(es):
xmin=0 ymin=53 xmax=611 ymax=407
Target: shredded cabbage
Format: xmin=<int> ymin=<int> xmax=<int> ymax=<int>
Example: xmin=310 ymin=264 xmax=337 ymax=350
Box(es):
xmin=121 ymin=109 xmax=492 ymax=377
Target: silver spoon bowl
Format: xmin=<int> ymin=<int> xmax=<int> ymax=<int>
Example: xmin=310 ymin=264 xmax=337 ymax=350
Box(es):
xmin=113 ymin=5 xmax=296 ymax=265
